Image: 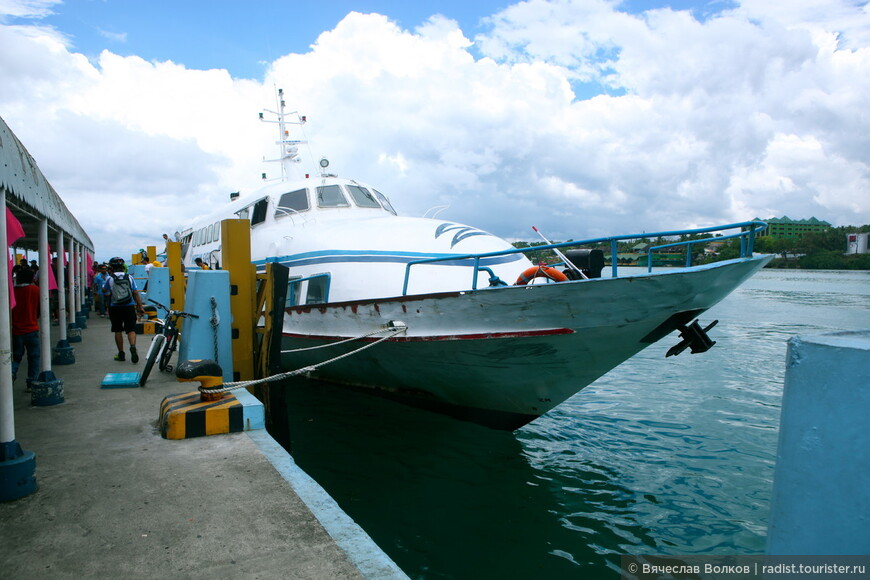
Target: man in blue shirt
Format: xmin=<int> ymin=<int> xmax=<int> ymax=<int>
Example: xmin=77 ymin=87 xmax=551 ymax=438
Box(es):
xmin=103 ymin=257 xmax=146 ymax=362
xmin=92 ymin=263 xmax=110 ymax=317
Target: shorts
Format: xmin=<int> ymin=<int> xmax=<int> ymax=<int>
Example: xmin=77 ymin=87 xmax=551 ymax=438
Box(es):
xmin=109 ymin=305 xmax=138 ymax=333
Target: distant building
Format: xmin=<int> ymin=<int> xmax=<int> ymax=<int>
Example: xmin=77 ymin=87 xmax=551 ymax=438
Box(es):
xmin=846 ymin=232 xmax=869 ymax=254
xmin=754 ymin=216 xmax=831 ymax=239
xmin=704 ymin=240 xmax=726 ymax=255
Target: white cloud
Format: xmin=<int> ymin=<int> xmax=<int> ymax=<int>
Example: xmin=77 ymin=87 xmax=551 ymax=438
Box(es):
xmin=0 ymin=0 xmax=60 ymax=19
xmin=97 ymin=28 xmax=127 ymax=43
xmin=1 ymin=2 xmax=869 ymax=260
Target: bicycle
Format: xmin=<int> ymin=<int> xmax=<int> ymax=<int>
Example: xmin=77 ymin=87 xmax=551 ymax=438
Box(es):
xmin=139 ymin=299 xmax=199 ymax=386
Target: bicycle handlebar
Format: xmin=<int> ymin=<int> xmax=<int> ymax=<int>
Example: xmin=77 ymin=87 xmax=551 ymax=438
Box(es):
xmin=147 ymin=298 xmax=199 ymax=319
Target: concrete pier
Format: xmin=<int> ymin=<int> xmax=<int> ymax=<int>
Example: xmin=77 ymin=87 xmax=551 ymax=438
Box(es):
xmin=0 ymin=316 xmax=407 ymax=579
xmin=767 ymin=330 xmax=870 ymax=555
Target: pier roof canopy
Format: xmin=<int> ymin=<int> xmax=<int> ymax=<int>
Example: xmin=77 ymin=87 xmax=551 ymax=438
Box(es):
xmin=1 ymin=115 xmax=93 ymax=251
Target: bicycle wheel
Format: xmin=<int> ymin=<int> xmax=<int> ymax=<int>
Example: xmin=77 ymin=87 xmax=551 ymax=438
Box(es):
xmin=159 ymin=332 xmax=178 ymax=372
xmin=139 ymin=334 xmax=165 ymax=386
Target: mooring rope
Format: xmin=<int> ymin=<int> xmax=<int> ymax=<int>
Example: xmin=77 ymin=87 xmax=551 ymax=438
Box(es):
xmin=280 ymin=326 xmax=399 ymax=353
xmin=198 ymin=324 xmax=407 ymax=395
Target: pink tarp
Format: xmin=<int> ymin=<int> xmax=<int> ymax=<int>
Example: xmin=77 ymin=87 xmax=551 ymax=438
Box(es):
xmin=6 ymin=207 xmax=25 ymax=309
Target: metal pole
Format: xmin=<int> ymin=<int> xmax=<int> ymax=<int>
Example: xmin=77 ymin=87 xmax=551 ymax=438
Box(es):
xmin=39 ymin=219 xmax=51 ymax=372
xmin=611 ymin=239 xmax=619 ymax=278
xmin=0 ymin=192 xmax=15 ymax=444
xmin=56 ymin=230 xmax=67 ymax=341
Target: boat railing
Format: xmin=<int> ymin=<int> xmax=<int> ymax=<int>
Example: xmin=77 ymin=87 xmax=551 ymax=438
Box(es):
xmin=401 ymin=220 xmax=768 ymax=296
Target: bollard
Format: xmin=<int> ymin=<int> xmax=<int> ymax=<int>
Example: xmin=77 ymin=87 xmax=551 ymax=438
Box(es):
xmin=52 ymin=339 xmax=76 ymax=365
xmin=175 ymin=359 xmax=225 ymax=401
xmin=158 ymin=357 xmax=263 ymax=440
xmin=75 ymin=314 xmax=87 ymax=329
xmin=30 ymin=370 xmax=64 ymax=406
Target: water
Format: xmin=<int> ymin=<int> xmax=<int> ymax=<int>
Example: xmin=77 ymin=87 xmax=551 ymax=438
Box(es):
xmin=278 ymin=270 xmax=870 ymax=579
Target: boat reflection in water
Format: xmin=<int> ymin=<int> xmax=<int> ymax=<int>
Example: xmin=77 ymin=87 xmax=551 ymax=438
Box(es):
xmin=279 ymin=377 xmax=648 ymax=579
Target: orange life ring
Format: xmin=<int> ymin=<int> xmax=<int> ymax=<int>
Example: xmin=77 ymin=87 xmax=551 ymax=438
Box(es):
xmin=515 ymin=266 xmax=569 ymax=285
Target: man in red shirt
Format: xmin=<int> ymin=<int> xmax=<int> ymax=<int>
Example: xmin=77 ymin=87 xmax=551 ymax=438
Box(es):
xmin=11 ymin=267 xmax=41 ymax=390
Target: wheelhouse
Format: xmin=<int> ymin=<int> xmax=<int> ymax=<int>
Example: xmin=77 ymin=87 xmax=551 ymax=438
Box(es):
xmin=178 ymin=179 xmax=400 ymax=278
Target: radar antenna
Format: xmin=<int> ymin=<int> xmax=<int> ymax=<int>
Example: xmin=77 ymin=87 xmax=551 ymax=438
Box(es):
xmin=259 ymin=88 xmax=307 ymax=181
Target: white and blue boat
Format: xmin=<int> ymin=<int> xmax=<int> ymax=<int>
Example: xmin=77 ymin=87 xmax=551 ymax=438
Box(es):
xmin=178 ymin=92 xmax=772 ymax=430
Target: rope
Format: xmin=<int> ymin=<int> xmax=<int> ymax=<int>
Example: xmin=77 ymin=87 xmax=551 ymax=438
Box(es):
xmin=199 ymin=324 xmax=407 ymax=395
xmin=281 ymin=326 xmax=398 ymax=353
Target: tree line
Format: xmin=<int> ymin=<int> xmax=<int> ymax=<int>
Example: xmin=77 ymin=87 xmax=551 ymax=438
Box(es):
xmin=512 ymin=224 xmax=870 ymax=270
xmin=725 ymin=225 xmax=870 ymax=270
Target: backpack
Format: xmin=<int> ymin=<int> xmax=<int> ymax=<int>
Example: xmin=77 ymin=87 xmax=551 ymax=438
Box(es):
xmin=110 ymin=274 xmax=133 ymax=304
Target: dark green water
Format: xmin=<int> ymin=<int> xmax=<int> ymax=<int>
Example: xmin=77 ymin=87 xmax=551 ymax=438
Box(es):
xmin=277 ymin=270 xmax=870 ymax=579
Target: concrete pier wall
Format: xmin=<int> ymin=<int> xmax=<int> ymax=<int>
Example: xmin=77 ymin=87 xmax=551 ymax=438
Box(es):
xmin=767 ymin=331 xmax=870 ymax=555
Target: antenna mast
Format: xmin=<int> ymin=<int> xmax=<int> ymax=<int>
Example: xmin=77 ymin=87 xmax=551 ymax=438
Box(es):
xmin=259 ymin=88 xmax=307 ymax=181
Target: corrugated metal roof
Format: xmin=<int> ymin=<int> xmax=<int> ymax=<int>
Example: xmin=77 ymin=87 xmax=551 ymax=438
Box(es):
xmin=1 ymin=115 xmax=93 ymax=251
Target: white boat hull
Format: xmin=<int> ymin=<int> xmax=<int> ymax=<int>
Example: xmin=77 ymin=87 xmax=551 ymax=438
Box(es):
xmin=280 ymin=255 xmax=772 ymax=430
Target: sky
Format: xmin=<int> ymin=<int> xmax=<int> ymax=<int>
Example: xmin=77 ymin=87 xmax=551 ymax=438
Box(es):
xmin=1 ymin=0 xmax=869 ymax=261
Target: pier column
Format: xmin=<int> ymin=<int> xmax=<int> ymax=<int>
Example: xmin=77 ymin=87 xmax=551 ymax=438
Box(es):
xmin=0 ymin=192 xmax=37 ymax=501
xmin=52 ymin=230 xmax=74 ymax=365
xmin=73 ymin=242 xmax=85 ymax=327
xmin=78 ymin=244 xmax=86 ymax=313
xmin=31 ymin=219 xmax=64 ymax=406
xmin=767 ymin=331 xmax=870 ymax=555
xmin=65 ymin=236 xmax=80 ymax=343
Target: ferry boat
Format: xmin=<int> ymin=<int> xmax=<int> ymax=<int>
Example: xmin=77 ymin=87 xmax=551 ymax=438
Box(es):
xmin=176 ymin=91 xmax=772 ymax=430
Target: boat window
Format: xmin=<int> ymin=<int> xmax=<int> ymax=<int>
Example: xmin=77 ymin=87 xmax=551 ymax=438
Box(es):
xmin=285 ymin=279 xmax=300 ymax=307
xmin=285 ymin=275 xmax=329 ymax=306
xmin=372 ymin=189 xmax=397 ymax=215
xmin=306 ymin=276 xmax=327 ymax=304
xmin=207 ymin=224 xmax=213 ymax=243
xmin=275 ymin=189 xmax=309 ymax=217
xmin=346 ymin=185 xmax=381 ymax=208
xmin=316 ymin=185 xmax=349 ymax=208
xmin=213 ymin=222 xmax=220 ymax=241
xmin=251 ymin=198 xmax=269 ymax=226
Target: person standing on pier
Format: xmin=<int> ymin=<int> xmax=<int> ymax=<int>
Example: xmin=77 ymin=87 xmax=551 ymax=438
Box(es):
xmin=92 ymin=263 xmax=109 ymax=317
xmin=103 ymin=257 xmax=145 ymax=362
xmin=11 ymin=267 xmax=41 ymax=390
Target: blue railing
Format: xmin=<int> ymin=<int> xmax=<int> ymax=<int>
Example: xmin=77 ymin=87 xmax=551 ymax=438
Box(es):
xmin=401 ymin=220 xmax=767 ymax=295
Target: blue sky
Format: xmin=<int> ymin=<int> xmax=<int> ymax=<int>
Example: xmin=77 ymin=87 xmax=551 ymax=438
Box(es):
xmin=2 ymin=0 xmax=869 ymax=260
xmin=40 ymin=0 xmax=517 ymax=79
xmin=35 ymin=0 xmax=721 ymax=79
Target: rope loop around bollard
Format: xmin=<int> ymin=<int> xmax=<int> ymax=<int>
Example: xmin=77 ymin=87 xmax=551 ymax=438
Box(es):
xmin=196 ymin=324 xmax=407 ymax=396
